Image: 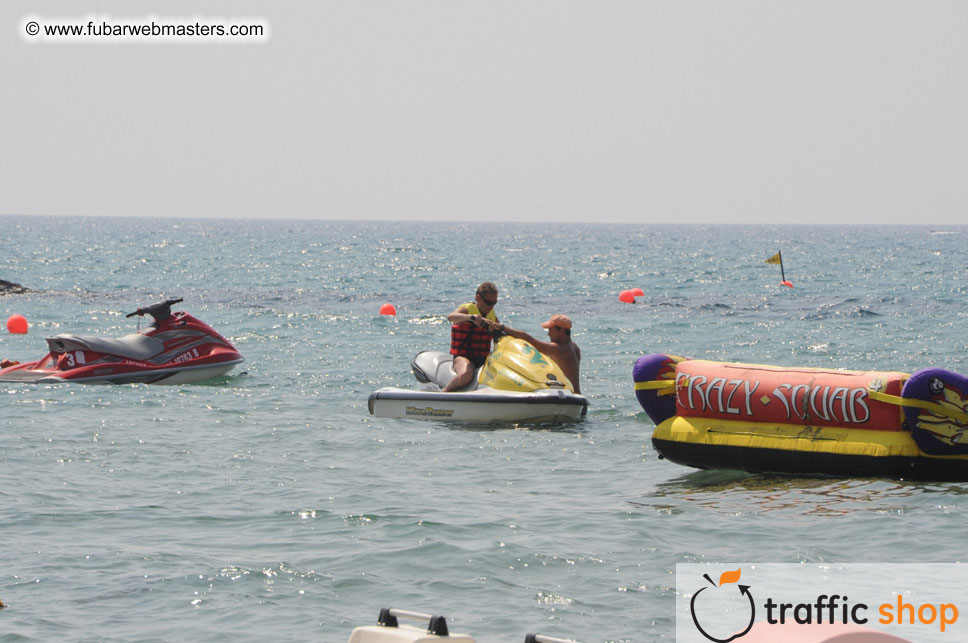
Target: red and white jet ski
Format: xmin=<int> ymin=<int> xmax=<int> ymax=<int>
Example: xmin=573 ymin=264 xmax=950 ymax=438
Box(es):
xmin=0 ymin=298 xmax=244 ymax=385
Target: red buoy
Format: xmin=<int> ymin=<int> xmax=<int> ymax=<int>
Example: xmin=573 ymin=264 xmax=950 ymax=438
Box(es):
xmin=619 ymin=290 xmax=635 ymax=304
xmin=6 ymin=314 xmax=28 ymax=334
xmin=379 ymin=303 xmax=397 ymax=316
xmin=631 ymin=288 xmax=645 ymax=297
xmin=781 ymin=281 xmax=794 ymax=289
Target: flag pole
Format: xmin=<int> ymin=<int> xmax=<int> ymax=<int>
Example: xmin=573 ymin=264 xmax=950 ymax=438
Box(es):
xmin=765 ymin=250 xmax=793 ymax=288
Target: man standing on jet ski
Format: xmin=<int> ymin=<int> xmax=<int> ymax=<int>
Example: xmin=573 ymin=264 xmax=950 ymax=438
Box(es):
xmin=486 ymin=314 xmax=582 ymax=395
xmin=443 ymin=282 xmax=500 ymax=392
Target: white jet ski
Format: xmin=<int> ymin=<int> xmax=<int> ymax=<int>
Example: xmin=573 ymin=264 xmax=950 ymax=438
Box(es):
xmin=368 ymin=335 xmax=588 ymax=423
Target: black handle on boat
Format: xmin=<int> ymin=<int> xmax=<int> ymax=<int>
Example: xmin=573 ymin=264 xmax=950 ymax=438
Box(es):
xmin=125 ymin=298 xmax=184 ymax=324
xmin=376 ymin=608 xmax=449 ymax=636
xmin=525 ymin=635 xmax=578 ymax=643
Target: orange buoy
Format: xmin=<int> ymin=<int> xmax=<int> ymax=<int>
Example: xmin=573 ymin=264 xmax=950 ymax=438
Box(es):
xmin=379 ymin=303 xmax=397 ymax=316
xmin=6 ymin=314 xmax=28 ymax=334
xmin=631 ymin=288 xmax=645 ymax=297
xmin=781 ymin=281 xmax=794 ymax=288
xmin=619 ymin=290 xmax=635 ymax=304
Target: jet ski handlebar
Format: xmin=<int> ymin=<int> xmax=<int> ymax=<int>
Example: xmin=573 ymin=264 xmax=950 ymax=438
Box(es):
xmin=126 ymin=298 xmax=184 ymax=324
xmin=375 ymin=608 xmax=451 ymax=636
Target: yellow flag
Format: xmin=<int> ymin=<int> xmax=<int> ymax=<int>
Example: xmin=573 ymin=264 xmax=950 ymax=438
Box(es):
xmin=764 ymin=252 xmax=782 ymax=265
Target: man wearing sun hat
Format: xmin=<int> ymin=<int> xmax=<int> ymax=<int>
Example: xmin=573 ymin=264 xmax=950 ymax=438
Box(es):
xmin=488 ymin=314 xmax=582 ymax=394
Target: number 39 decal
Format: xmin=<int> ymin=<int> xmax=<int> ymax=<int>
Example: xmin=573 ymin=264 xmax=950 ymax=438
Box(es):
xmin=63 ymin=351 xmax=87 ymax=367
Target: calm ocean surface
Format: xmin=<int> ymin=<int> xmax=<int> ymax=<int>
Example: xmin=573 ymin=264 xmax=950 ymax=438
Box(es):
xmin=1 ymin=217 xmax=966 ymax=642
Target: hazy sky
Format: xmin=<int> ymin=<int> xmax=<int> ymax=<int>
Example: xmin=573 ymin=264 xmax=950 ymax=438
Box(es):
xmin=3 ymin=1 xmax=967 ymax=224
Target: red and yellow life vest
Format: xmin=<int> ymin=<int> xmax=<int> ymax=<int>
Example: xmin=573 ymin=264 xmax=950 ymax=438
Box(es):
xmin=450 ymin=303 xmax=496 ymax=364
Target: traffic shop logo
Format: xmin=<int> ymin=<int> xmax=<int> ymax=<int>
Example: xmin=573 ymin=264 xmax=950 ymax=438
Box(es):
xmin=689 ymin=569 xmax=755 ymax=642
xmin=686 ymin=567 xmax=961 ymax=640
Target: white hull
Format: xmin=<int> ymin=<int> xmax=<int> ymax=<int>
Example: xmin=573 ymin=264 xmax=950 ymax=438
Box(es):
xmin=368 ymin=386 xmax=588 ymax=423
xmin=36 ymin=359 xmax=244 ymax=385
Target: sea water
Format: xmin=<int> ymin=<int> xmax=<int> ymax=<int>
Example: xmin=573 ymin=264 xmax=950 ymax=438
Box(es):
xmin=0 ymin=216 xmax=966 ymax=642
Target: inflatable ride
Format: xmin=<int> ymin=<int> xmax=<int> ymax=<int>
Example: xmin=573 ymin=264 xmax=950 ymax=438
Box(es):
xmin=369 ymin=335 xmax=588 ymax=423
xmin=633 ymin=353 xmax=968 ymax=480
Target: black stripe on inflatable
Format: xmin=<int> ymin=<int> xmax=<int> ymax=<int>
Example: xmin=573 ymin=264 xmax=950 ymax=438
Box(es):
xmin=652 ymin=438 xmax=968 ymax=481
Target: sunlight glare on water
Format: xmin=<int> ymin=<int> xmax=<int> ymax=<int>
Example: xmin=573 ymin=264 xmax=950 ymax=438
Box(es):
xmin=1 ymin=217 xmax=967 ymax=641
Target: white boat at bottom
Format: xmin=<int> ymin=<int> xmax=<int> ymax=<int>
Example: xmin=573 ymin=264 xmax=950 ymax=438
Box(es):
xmin=369 ymin=385 xmax=586 ymax=422
xmin=368 ymin=336 xmax=588 ymax=423
xmin=348 ymin=607 xmax=576 ymax=642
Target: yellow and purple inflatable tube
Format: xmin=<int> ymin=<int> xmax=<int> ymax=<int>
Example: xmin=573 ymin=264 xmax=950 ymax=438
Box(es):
xmin=633 ymin=353 xmax=968 ymax=480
